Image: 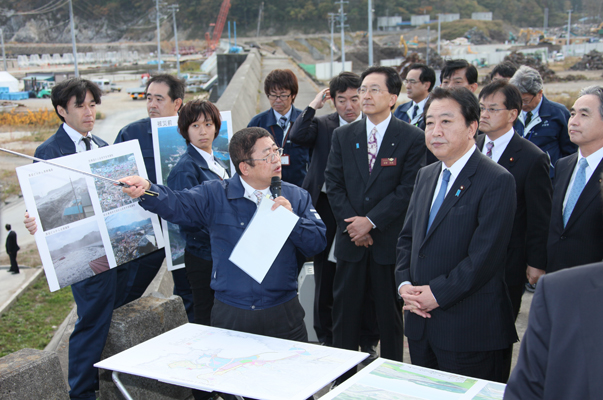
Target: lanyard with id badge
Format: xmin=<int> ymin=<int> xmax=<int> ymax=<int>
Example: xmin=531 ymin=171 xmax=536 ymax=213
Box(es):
xmin=271 ymin=122 xmax=292 ymax=166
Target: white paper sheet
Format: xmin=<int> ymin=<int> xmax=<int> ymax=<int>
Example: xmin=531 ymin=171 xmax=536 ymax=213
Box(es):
xmin=229 ymin=198 xmax=299 ymax=284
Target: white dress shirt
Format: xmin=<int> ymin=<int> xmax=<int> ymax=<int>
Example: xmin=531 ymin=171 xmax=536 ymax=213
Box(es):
xmin=431 ymin=145 xmax=478 ymax=209
xmin=338 ymin=112 xmax=363 ymax=127
xmin=191 ymin=144 xmax=227 ymax=180
xmin=481 ymin=128 xmax=514 ymax=163
xmin=239 ymin=176 xmax=270 ymax=205
xmin=365 ymin=113 xmax=391 ymax=151
xmin=562 ymin=146 xmax=603 ymax=210
xmin=63 ymin=123 xmax=97 ymax=153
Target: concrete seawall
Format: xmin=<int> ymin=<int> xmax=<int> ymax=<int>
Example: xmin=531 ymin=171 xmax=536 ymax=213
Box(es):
xmin=215 ymin=48 xmax=262 ymax=134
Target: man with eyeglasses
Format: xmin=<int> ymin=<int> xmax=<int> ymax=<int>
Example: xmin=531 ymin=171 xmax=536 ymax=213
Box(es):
xmin=325 ymin=66 xmax=426 ymax=383
xmin=510 ymin=65 xmax=577 ymax=179
xmin=394 ymin=63 xmax=436 ymax=130
xmin=248 ymin=69 xmax=310 ymax=188
xmin=119 ymin=127 xmax=326 ymax=349
xmin=289 ymin=72 xmax=380 ymax=358
xmin=476 ymin=80 xmax=552 ymax=325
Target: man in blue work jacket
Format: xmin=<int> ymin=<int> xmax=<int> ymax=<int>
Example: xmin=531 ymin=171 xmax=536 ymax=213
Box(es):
xmin=120 ymin=127 xmax=326 ymax=341
xmin=114 ymin=74 xmax=194 ymax=317
xmin=248 ymin=69 xmax=310 ymax=188
xmin=510 ymin=66 xmax=577 ymax=178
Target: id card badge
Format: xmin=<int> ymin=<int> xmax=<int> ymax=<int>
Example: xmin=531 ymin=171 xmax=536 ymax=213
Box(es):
xmin=281 ymin=154 xmax=290 ymax=166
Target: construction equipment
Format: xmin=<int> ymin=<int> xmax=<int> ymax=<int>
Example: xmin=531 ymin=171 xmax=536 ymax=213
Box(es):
xmin=205 ymin=0 xmax=231 ymax=54
xmin=399 ymin=35 xmax=408 ymax=57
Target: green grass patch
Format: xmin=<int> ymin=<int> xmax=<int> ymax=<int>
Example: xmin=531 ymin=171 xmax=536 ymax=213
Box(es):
xmin=0 ymin=276 xmax=74 ymax=357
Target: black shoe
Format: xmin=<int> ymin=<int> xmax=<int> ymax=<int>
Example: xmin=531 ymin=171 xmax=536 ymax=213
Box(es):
xmin=11 ymin=271 xmax=19 ymax=275
xmin=525 ymin=282 xmax=536 ymax=293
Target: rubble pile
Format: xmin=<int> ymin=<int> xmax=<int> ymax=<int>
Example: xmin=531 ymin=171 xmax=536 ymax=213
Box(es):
xmin=464 ymin=27 xmax=492 ymax=45
xmin=396 ymin=50 xmax=446 ymax=78
xmin=503 ymin=51 xmax=557 ymax=82
xmin=570 ymin=50 xmax=603 ymax=71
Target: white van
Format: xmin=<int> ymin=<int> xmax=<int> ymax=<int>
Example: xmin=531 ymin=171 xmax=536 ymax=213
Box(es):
xmin=91 ymin=79 xmax=112 ymax=93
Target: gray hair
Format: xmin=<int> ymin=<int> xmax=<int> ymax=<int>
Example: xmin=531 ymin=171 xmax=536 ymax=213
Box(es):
xmin=578 ymin=86 xmax=603 ymax=120
xmin=509 ymin=66 xmax=543 ymax=95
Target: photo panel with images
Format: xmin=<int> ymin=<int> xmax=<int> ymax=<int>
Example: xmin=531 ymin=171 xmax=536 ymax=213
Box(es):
xmin=105 ymin=205 xmax=160 ymax=266
xmin=45 ymin=218 xmax=108 ymax=289
xmin=90 ymin=153 xmax=139 ymax=212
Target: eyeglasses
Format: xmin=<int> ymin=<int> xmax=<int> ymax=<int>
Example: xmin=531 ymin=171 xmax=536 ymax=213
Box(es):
xmin=358 ymin=87 xmax=386 ymax=95
xmin=522 ymin=94 xmax=536 ymax=105
xmin=403 ymin=79 xmax=419 ymax=85
xmin=479 ymin=107 xmax=508 ymax=114
xmin=245 ymin=148 xmax=284 ymax=164
xmin=267 ymin=94 xmax=291 ymax=100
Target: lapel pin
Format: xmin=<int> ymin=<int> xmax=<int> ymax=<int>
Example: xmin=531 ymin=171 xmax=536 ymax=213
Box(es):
xmin=391 ymin=143 xmax=394 ymax=146
xmin=356 ymin=143 xmax=359 ymax=149
xmin=510 ymin=157 xmax=514 ymax=162
xmin=455 ymin=186 xmax=465 ymax=197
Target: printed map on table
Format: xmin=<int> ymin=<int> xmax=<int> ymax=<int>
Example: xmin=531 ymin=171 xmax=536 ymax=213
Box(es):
xmin=95 ymin=323 xmax=367 ymax=400
xmin=322 ymin=359 xmax=506 ymax=400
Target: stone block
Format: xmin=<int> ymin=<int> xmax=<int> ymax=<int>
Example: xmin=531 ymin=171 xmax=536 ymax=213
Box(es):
xmin=98 ymin=293 xmax=190 ymax=400
xmin=0 ymin=348 xmax=69 ymax=400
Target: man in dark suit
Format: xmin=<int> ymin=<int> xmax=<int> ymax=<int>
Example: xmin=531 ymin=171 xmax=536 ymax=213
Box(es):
xmin=325 ymin=66 xmax=426 ymax=380
xmin=476 ymin=80 xmax=552 ymax=319
xmin=26 ymin=78 xmax=129 ymax=400
xmin=510 ymin=66 xmax=577 ymax=179
xmin=546 ymin=86 xmax=603 ymax=274
xmin=504 ymin=261 xmax=603 ymax=400
xmin=393 ymin=63 xmax=436 ymax=130
xmin=5 ymin=224 xmax=20 ymax=274
xmin=396 ymin=87 xmax=518 ymax=383
xmin=439 ymin=59 xmax=479 ymax=93
xmin=290 ymin=72 xmax=381 ymax=349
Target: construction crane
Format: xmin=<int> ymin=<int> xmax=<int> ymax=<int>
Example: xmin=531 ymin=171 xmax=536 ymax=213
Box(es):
xmin=205 ymin=0 xmax=231 ymax=54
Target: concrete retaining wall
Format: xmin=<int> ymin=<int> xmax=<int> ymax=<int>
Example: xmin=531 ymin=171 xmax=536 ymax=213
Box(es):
xmin=215 ymin=48 xmax=262 ymax=135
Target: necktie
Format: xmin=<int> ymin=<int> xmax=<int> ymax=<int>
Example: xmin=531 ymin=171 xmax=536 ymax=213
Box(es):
xmin=411 ymin=104 xmax=419 ymax=121
xmin=279 ymin=116 xmax=287 ymax=130
xmin=563 ymin=158 xmax=588 ymax=227
xmin=427 ymin=169 xmax=451 ymax=231
xmin=253 ymin=190 xmax=264 ymax=206
xmin=486 ymin=141 xmax=494 ymax=159
xmin=367 ymin=127 xmax=378 ymax=173
xmin=82 ymin=137 xmax=92 ymax=151
xmin=524 ymin=111 xmax=533 ymax=128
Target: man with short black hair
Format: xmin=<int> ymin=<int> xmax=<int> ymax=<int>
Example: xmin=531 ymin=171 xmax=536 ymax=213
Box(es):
xmin=325 ymin=66 xmax=426 ymax=380
xmin=28 ymin=78 xmax=129 ymax=400
xmin=510 ymin=65 xmax=577 ymax=178
xmin=5 ymin=224 xmax=19 ymax=274
xmin=394 ymin=63 xmax=436 ymax=130
xmin=490 ymin=61 xmax=518 ymax=82
xmin=248 ymin=69 xmax=310 ymax=187
xmin=440 ymin=59 xmax=478 ymax=93
xmin=396 ymin=87 xmax=518 ymax=383
xmin=114 ymin=73 xmax=193 ymax=315
xmin=476 ymin=80 xmax=552 ymax=320
xmin=119 ymin=127 xmax=326 ymax=342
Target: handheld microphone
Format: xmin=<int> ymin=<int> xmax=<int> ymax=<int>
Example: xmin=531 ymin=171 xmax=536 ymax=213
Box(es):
xmin=270 ymin=176 xmax=281 ymax=199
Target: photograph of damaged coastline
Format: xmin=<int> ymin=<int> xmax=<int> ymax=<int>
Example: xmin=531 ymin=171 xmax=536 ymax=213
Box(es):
xmin=46 ymin=219 xmax=109 ymax=289
xmin=90 ymin=153 xmax=140 ymax=213
xmin=30 ymin=172 xmax=95 ymax=232
xmin=105 ymin=207 xmax=159 ymax=265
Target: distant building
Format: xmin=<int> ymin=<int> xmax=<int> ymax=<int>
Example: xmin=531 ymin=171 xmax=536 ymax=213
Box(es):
xmin=377 ymin=16 xmax=403 ymax=31
xmin=411 ymin=15 xmax=431 ymax=26
xmin=471 ymin=12 xmax=493 ymax=21
xmin=439 ymin=13 xmax=460 ymax=23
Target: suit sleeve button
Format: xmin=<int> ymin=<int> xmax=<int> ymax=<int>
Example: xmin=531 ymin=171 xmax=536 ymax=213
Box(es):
xmin=560 ymin=236 xmax=566 ymax=240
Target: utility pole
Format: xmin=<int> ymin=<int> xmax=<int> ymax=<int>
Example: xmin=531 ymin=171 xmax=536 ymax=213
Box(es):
xmin=543 ymin=7 xmax=549 ymax=35
xmin=335 ymin=0 xmax=348 ymax=72
xmin=168 ymin=4 xmax=180 ymax=77
xmin=426 ymin=26 xmax=430 ymax=65
xmin=566 ymin=9 xmax=572 ymax=49
xmin=328 ymin=13 xmax=336 ymax=78
xmin=0 ymin=29 xmax=6 ymax=71
xmin=437 ymin=14 xmax=441 ymax=54
xmin=68 ymin=0 xmax=79 ymax=77
xmin=368 ymin=0 xmax=373 ymax=66
xmin=256 ymin=2 xmax=264 ymax=38
xmin=156 ymin=0 xmax=162 ymax=72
